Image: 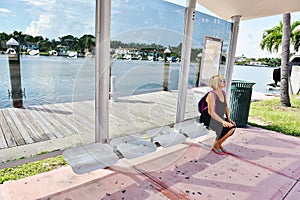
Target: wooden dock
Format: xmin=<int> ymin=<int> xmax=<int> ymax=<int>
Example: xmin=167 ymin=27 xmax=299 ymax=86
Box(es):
xmin=0 ymin=90 xmax=204 ymax=162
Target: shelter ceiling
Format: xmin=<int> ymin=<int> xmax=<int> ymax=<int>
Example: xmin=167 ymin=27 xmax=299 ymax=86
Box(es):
xmin=196 ymin=0 xmax=300 ymax=21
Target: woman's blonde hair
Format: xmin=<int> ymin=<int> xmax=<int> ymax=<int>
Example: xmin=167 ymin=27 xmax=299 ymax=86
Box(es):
xmin=209 ymin=75 xmax=225 ymax=90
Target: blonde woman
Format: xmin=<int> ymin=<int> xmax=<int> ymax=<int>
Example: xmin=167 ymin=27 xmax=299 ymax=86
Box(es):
xmin=200 ymin=75 xmax=236 ymax=155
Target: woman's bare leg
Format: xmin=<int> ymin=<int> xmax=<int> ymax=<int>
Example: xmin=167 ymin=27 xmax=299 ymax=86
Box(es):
xmin=213 ymin=140 xmax=221 ymax=150
xmin=218 ymin=128 xmax=236 ymax=147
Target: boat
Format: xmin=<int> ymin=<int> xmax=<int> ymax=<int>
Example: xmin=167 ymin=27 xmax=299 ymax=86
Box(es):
xmin=158 ymin=56 xmax=164 ymax=62
xmin=147 ymin=55 xmax=154 ymax=61
xmin=67 ymin=51 xmax=77 ymax=58
xmin=290 ymin=55 xmax=300 ymax=94
xmin=85 ymin=52 xmax=93 ymax=58
xmin=112 ymin=53 xmax=118 ymax=59
xmin=5 ymin=48 xmax=17 ymax=55
xmin=27 ymin=49 xmax=39 ymax=56
xmin=123 ymin=54 xmax=131 ymax=60
xmin=266 ymin=82 xmax=280 ymax=90
xmin=166 ymin=56 xmax=179 ymax=62
xmin=49 ymin=50 xmax=58 ymax=56
xmin=166 ymin=57 xmax=172 ymax=62
xmin=131 ymin=54 xmax=142 ymax=60
xmin=267 ymin=55 xmax=300 ymax=94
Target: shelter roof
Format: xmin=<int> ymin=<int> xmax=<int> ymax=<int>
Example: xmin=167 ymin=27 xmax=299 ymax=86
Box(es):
xmin=196 ymin=0 xmax=300 ymax=21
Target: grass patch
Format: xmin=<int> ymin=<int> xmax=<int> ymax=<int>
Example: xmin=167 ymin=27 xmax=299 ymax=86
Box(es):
xmin=249 ymin=95 xmax=300 ymax=137
xmin=0 ymin=156 xmax=67 ymax=184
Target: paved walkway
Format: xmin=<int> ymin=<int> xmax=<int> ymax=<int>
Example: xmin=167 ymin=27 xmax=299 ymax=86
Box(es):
xmin=1 ymin=125 xmax=299 ymax=200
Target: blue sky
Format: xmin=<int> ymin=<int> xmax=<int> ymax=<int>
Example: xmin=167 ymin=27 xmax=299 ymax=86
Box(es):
xmin=1 ymin=0 xmax=300 ymax=58
xmin=0 ymin=0 xmax=95 ymax=40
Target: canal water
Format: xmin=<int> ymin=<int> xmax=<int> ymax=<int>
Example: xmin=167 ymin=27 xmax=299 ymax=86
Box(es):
xmin=0 ymin=55 xmax=277 ymax=109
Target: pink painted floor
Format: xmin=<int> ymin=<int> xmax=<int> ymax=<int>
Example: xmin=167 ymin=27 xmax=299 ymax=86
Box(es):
xmin=1 ymin=126 xmax=300 ymax=200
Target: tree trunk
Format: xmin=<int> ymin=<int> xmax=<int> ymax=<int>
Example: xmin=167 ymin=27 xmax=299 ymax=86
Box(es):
xmin=280 ymin=13 xmax=291 ymax=107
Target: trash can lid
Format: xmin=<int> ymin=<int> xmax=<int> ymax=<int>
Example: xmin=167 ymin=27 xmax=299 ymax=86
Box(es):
xmin=231 ymin=80 xmax=256 ymax=88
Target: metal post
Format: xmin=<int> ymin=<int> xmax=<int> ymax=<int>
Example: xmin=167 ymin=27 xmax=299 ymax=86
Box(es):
xmin=195 ymin=53 xmax=202 ymax=87
xmin=176 ymin=0 xmax=196 ymax=123
xmin=163 ymin=62 xmax=170 ymax=91
xmin=95 ymin=0 xmax=111 ymax=143
xmin=225 ymin=15 xmax=241 ymax=98
xmin=7 ymin=39 xmax=23 ymax=108
xmin=110 ymin=76 xmax=118 ymax=102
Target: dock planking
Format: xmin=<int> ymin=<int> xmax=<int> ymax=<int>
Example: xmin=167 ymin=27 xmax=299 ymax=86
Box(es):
xmin=0 ymin=115 xmax=9 ymax=149
xmin=1 ymin=109 xmax=26 ymax=146
xmin=0 ymin=91 xmax=201 ymax=153
xmin=0 ymin=110 xmax=18 ymax=147
xmin=6 ymin=108 xmax=35 ymax=144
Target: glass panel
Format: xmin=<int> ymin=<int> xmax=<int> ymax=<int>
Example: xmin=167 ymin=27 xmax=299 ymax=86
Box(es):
xmin=0 ymin=56 xmax=11 ymax=108
xmin=0 ymin=0 xmax=232 ymax=161
xmin=200 ymin=36 xmax=224 ymax=86
xmin=186 ymin=12 xmax=232 ymax=121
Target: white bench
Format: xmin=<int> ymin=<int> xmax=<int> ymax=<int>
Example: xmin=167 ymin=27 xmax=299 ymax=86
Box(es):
xmin=110 ymin=135 xmax=157 ymax=160
xmin=63 ymin=143 xmax=118 ymax=174
xmin=146 ymin=126 xmax=186 ymax=148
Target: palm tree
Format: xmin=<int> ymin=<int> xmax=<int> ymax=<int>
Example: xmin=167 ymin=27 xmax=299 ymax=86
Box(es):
xmin=78 ymin=34 xmax=95 ymax=53
xmin=260 ymin=14 xmax=300 ymax=107
xmin=281 ymin=13 xmax=291 ymax=107
xmin=59 ymin=35 xmax=79 ymax=51
xmin=294 ymin=32 xmax=300 ymax=53
xmin=260 ymin=20 xmax=300 ymax=54
xmin=0 ymin=32 xmax=9 ymax=50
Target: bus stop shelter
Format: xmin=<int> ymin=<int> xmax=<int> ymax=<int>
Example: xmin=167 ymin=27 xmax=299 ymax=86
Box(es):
xmin=64 ymin=0 xmax=300 ymax=174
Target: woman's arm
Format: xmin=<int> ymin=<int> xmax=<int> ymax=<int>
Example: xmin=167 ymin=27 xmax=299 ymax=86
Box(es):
xmin=225 ymin=103 xmax=230 ymax=119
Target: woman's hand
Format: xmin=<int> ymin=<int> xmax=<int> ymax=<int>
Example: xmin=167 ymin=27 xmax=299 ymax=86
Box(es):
xmin=223 ymin=121 xmax=234 ymax=127
xmin=228 ymin=118 xmax=236 ymax=127
xmin=224 ymin=118 xmax=236 ymax=127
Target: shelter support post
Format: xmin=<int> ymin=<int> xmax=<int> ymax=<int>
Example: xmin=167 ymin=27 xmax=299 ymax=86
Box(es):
xmin=225 ymin=15 xmax=241 ymax=98
xmin=176 ymin=0 xmax=196 ymax=123
xmin=95 ymin=0 xmax=111 ymax=143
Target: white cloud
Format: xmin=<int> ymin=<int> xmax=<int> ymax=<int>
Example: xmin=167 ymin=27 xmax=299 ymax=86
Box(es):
xmin=25 ymin=14 xmax=52 ymax=36
xmin=236 ymin=16 xmax=283 ymax=58
xmin=236 ymin=12 xmax=300 ymax=58
xmin=236 ymin=35 xmax=279 ymax=59
xmin=21 ymin=0 xmax=55 ymax=7
xmin=23 ymin=0 xmax=94 ymax=39
xmin=0 ymin=8 xmax=11 ymax=13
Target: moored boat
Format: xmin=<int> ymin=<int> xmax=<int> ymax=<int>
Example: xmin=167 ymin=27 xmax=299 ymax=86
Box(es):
xmin=5 ymin=48 xmax=17 ymax=55
xmin=49 ymin=50 xmax=58 ymax=56
xmin=67 ymin=51 xmax=77 ymax=58
xmin=28 ymin=49 xmax=39 ymax=56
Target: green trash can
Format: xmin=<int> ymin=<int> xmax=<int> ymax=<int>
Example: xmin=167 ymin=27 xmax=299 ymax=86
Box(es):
xmin=229 ymin=80 xmax=255 ymax=127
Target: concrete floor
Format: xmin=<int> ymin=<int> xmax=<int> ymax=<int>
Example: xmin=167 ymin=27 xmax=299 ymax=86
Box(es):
xmin=1 ymin=125 xmax=299 ymax=200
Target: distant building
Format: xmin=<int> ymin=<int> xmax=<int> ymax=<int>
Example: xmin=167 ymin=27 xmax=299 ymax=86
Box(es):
xmin=235 ymin=56 xmax=247 ymax=63
xmin=24 ymin=42 xmax=39 ymax=51
xmin=249 ymin=61 xmax=262 ymax=66
xmin=114 ymin=47 xmax=139 ymax=55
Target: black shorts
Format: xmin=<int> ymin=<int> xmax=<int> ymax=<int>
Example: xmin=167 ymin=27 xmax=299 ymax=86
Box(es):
xmin=200 ymin=112 xmax=235 ymax=140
